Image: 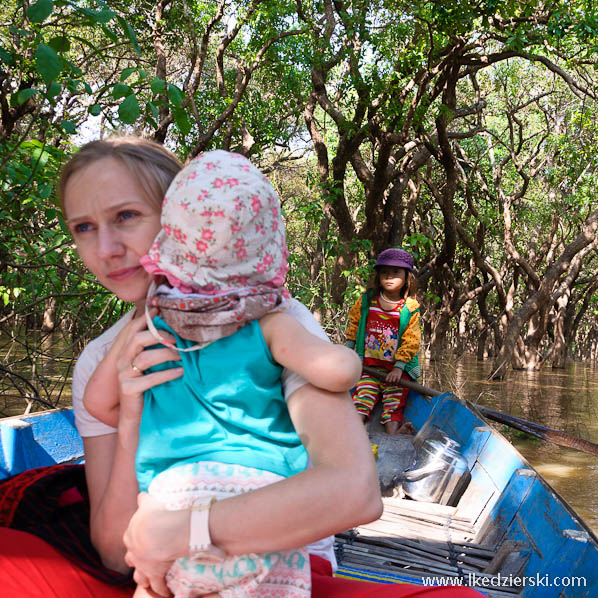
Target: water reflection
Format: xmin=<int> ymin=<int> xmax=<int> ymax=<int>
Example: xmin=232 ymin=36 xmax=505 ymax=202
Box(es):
xmin=423 ymin=356 xmax=598 ymax=534
xmin=0 ymin=330 xmax=74 ymax=417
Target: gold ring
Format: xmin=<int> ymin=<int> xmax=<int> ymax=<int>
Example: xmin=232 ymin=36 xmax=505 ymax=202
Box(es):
xmin=131 ymin=360 xmax=141 ymax=373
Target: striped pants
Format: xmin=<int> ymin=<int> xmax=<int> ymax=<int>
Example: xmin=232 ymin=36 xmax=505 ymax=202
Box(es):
xmin=352 ymin=371 xmax=409 ymax=424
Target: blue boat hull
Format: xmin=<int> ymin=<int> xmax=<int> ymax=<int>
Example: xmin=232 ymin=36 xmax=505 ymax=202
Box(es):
xmin=402 ymin=393 xmax=598 ymax=596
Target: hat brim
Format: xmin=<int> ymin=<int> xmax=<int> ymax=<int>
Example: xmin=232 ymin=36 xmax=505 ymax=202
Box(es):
xmin=375 ymin=260 xmax=413 ymax=271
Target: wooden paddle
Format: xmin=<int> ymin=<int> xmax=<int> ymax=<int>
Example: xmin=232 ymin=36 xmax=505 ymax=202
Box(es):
xmin=362 ymin=365 xmax=598 ymax=457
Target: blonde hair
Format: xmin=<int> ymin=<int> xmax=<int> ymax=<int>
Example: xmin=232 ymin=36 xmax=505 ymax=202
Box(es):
xmin=59 ymin=136 xmax=183 ymax=215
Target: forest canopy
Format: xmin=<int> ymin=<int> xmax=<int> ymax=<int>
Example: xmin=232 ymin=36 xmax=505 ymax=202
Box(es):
xmin=1 ymin=0 xmax=597 ymax=413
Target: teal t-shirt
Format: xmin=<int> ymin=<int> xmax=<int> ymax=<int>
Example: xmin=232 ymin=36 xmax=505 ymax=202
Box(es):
xmin=135 ymin=316 xmax=308 ymax=492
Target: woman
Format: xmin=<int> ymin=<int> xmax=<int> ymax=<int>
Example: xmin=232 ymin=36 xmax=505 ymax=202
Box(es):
xmin=0 ymin=136 xmax=481 ymax=598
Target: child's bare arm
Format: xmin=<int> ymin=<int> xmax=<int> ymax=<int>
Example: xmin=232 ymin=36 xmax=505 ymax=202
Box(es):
xmin=260 ymin=312 xmax=361 ymax=392
xmin=83 ymin=319 xmax=135 ymax=427
xmin=84 ymin=353 xmax=121 ymax=427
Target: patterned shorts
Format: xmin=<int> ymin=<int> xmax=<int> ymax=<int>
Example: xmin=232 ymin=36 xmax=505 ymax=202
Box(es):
xmin=148 ymin=461 xmax=311 ymax=598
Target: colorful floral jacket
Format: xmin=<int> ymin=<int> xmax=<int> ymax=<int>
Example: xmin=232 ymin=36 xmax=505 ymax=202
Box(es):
xmin=345 ymin=291 xmax=421 ymax=380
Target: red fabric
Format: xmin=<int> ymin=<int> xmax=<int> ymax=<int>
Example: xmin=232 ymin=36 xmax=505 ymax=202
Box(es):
xmin=310 ymin=555 xmax=483 ymax=597
xmin=0 ymin=528 xmax=131 ymax=598
xmin=389 ymin=395 xmax=408 ymax=422
xmin=0 ymin=465 xmax=68 ymax=526
xmin=0 ymin=531 xmax=482 ymax=597
xmin=0 ymin=464 xmax=132 ymax=586
xmin=362 ymin=297 xmax=405 ymax=371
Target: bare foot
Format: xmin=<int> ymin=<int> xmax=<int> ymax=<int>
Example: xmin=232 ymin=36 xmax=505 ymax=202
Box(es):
xmin=384 ymin=421 xmax=400 ymax=435
xmin=397 ymin=421 xmax=415 ymax=435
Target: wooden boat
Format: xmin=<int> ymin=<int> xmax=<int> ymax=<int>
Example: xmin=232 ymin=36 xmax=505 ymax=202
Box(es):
xmin=1 ymin=391 xmax=597 ymax=597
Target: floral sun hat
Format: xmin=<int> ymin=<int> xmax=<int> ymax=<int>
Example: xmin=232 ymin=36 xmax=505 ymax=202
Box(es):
xmin=140 ymin=150 xmax=289 ymax=345
xmin=141 ymin=149 xmax=289 ymax=294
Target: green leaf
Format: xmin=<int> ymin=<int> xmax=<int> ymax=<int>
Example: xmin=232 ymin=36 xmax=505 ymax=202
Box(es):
xmin=147 ymin=101 xmax=159 ymax=118
xmin=150 ymin=77 xmax=166 ymax=95
xmin=117 ymin=16 xmax=141 ymax=55
xmin=27 ymin=0 xmax=54 ymax=23
xmin=112 ymin=82 xmax=131 ymax=99
xmin=118 ymin=94 xmax=139 ymax=124
xmin=97 ymin=9 xmax=116 ymax=23
xmin=48 ymin=35 xmax=70 ymax=53
xmin=101 ymin=24 xmax=119 ymax=44
xmin=32 ymin=147 xmax=50 ymax=169
xmin=174 ymin=108 xmax=191 ymax=136
xmin=84 ymin=82 xmax=92 ymax=93
xmin=77 ymin=7 xmax=116 ymax=24
xmin=167 ymin=83 xmax=184 ymax=108
xmin=60 ymin=119 xmax=77 ymax=134
xmin=89 ymin=104 xmax=102 ymax=116
xmin=65 ymin=78 xmax=80 ymax=93
xmin=0 ymin=46 xmax=13 ymax=65
xmin=35 ymin=43 xmax=62 ymax=84
xmin=40 ymin=184 xmax=52 ymax=199
xmin=16 ymin=88 xmax=38 ymax=105
xmin=47 ymin=80 xmax=61 ymax=99
xmin=120 ymin=67 xmax=137 ymax=82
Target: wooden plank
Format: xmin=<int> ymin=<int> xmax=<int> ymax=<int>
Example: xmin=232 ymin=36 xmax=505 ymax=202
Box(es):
xmin=356 ymin=519 xmax=475 ymax=544
xmin=360 ymin=536 xmax=498 ymax=563
xmin=338 ymin=539 xmax=473 ymax=573
xmin=383 ymin=496 xmax=459 ymax=516
xmin=371 ymin=512 xmax=477 ymax=537
xmin=455 ymin=482 xmax=496 ymax=527
xmin=338 ymin=547 xmax=464 ymax=577
xmin=381 ymin=506 xmax=477 ymax=532
xmin=338 ymin=535 xmax=493 ymax=570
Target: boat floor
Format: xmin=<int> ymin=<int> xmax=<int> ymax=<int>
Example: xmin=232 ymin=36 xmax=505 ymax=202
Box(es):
xmin=334 ymin=433 xmax=523 ymax=597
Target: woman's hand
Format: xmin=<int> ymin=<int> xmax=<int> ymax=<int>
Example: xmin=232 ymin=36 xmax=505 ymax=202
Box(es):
xmin=125 ymin=550 xmax=173 ymax=598
xmin=115 ymin=308 xmax=183 ymax=422
xmin=125 ymin=493 xmax=220 ymax=598
xmin=124 ymin=493 xmax=189 ymax=597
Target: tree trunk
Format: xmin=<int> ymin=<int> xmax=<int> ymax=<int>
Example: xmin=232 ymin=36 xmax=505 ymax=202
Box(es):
xmin=521 ymin=308 xmax=549 ymax=370
xmin=476 ymin=323 xmax=488 ymax=361
xmin=429 ymin=309 xmax=451 ymax=360
xmin=490 ymin=210 xmax=598 ymax=379
xmin=551 ymin=292 xmax=570 ymax=368
xmin=41 ymin=297 xmax=57 ymax=333
xmin=455 ymin=301 xmax=472 ymax=358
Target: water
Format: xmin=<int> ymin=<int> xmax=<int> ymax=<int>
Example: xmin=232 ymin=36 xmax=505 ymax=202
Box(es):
xmin=422 ymin=356 xmax=598 ymax=535
xmin=0 ymin=331 xmax=75 ymax=418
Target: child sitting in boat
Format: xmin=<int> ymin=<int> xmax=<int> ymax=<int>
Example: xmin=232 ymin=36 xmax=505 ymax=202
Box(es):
xmin=83 ymin=150 xmax=362 ymax=598
xmin=345 ymin=248 xmax=421 ymax=435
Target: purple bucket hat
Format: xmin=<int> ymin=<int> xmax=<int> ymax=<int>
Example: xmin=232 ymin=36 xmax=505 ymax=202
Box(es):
xmin=374 ymin=248 xmax=414 ymax=272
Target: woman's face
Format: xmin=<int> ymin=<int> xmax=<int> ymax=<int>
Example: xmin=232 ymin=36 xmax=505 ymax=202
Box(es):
xmin=63 ymin=157 xmax=162 ymax=310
